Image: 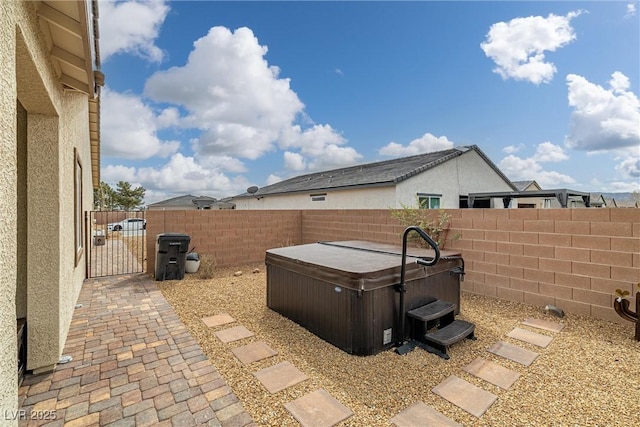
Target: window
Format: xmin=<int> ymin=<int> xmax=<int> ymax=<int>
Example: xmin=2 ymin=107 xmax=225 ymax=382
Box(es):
xmin=310 ymin=193 xmax=326 ymax=202
xmin=74 ymin=149 xmax=84 ymax=266
xmin=418 ymin=193 xmax=441 ymax=209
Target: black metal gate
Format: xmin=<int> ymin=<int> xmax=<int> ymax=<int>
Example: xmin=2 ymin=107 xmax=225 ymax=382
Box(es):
xmin=86 ymin=211 xmax=146 ymax=278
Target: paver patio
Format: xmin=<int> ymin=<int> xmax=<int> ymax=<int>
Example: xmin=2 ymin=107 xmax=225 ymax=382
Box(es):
xmin=18 ymin=273 xmax=254 ymax=427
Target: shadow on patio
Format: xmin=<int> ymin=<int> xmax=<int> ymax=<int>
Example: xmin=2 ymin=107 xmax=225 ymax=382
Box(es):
xmin=18 ymin=274 xmax=254 ymax=427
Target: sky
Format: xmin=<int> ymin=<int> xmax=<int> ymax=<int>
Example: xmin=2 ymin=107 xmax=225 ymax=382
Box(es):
xmin=98 ymin=0 xmax=640 ymax=205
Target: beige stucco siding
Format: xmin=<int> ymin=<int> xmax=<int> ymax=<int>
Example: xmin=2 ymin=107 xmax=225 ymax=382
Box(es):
xmin=396 ymin=149 xmax=514 ymax=208
xmin=0 ymin=0 xmax=19 ymax=416
xmin=1 ymin=0 xmax=95 ymax=417
xmin=235 ymin=185 xmax=397 ymax=210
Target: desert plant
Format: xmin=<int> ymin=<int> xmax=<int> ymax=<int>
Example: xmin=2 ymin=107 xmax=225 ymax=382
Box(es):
xmin=197 ymin=253 xmax=217 ymax=280
xmin=390 ymin=202 xmax=461 ymax=248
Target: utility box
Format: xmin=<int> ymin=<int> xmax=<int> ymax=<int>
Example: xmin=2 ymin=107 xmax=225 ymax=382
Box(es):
xmin=155 ymin=233 xmax=191 ymax=281
xmin=93 ymin=235 xmax=105 ymax=246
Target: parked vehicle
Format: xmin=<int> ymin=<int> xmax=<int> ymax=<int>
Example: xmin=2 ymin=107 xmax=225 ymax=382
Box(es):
xmin=107 ymin=218 xmax=146 ymax=232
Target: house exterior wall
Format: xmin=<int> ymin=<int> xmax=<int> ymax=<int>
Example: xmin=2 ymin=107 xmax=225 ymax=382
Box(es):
xmin=234 ymin=185 xmax=397 ymax=210
xmin=396 ymin=149 xmax=514 ymax=208
xmin=1 ymin=0 xmax=95 ymax=416
xmin=0 ymin=0 xmax=19 ymax=414
xmin=235 ymin=149 xmax=513 ymax=210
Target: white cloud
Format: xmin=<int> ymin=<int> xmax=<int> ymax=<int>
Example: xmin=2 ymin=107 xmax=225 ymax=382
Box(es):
xmin=283 ymin=151 xmax=307 ymax=171
xmin=136 ymin=153 xmax=250 ymax=196
xmin=266 ymin=174 xmax=283 ymax=186
xmin=480 ymin=11 xmax=582 ymax=84
xmin=626 ymin=2 xmax=637 ymax=17
xmin=101 ymin=164 xmax=138 ymax=184
xmin=144 ymin=26 xmax=304 ymax=160
xmin=378 ymin=133 xmax=454 ymax=157
xmin=101 ymin=87 xmax=180 ymax=159
xmin=280 ymin=124 xmax=362 ymax=170
xmin=533 ymin=141 xmax=569 ymax=162
xmin=615 ymin=155 xmax=640 ymax=178
xmin=100 ymin=0 xmax=169 ymax=63
xmin=499 ymin=142 xmax=575 ymax=188
xmin=565 ymin=72 xmax=640 ymax=152
xmin=503 ymin=144 xmax=524 ymax=154
xmin=156 ymin=107 xmax=181 ymax=129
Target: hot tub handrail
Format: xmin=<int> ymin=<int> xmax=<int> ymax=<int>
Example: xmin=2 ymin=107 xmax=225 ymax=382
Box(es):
xmin=397 ymin=226 xmax=441 ymax=347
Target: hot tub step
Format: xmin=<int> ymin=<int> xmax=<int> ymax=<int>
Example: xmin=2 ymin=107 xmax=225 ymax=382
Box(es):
xmin=408 ymin=299 xmax=456 ymax=322
xmin=423 ymin=320 xmax=476 ymax=359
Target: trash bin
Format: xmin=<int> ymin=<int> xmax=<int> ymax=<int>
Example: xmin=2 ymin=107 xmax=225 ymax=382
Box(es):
xmin=155 ymin=233 xmax=191 ymax=281
xmin=185 ymin=252 xmax=201 ymax=274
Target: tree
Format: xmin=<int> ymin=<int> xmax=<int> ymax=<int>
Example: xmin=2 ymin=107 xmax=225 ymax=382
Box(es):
xmin=115 ymin=181 xmax=146 ymax=211
xmin=93 ymin=181 xmax=146 ymax=211
xmin=93 ymin=181 xmax=117 ymax=210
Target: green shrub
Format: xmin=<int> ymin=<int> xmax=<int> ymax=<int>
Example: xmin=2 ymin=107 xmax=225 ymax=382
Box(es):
xmin=390 ymin=203 xmax=461 ymax=249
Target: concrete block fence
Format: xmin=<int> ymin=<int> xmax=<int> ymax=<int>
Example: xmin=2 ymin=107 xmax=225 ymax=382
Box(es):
xmin=146 ymin=208 xmax=639 ymax=324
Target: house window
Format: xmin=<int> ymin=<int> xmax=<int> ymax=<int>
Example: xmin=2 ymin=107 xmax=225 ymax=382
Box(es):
xmin=543 ymin=198 xmax=552 ymax=209
xmin=310 ymin=193 xmax=326 ymax=202
xmin=418 ymin=193 xmax=441 ymax=209
xmin=74 ymin=149 xmax=84 ymax=266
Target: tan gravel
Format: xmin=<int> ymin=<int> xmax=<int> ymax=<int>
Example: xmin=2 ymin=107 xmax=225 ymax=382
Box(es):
xmin=159 ymin=263 xmax=640 ymax=426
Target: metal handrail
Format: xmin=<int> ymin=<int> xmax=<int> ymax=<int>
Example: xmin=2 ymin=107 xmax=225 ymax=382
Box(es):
xmin=397 ymin=226 xmax=441 ymax=347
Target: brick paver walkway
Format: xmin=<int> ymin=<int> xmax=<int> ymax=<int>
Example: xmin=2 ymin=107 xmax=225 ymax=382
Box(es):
xmin=18 ymin=274 xmax=254 ymax=427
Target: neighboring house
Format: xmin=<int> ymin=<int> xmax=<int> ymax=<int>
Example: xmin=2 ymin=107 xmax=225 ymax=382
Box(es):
xmin=232 ymin=145 xmax=516 ymax=210
xmin=590 ymin=193 xmax=607 ymax=208
xmin=147 ymin=194 xmax=236 ymax=210
xmin=512 ymin=180 xmax=544 ymax=208
xmin=1 ymin=0 xmax=101 ymax=415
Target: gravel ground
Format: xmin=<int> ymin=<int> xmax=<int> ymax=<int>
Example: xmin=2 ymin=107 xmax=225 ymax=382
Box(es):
xmin=159 ymin=263 xmax=640 ymax=427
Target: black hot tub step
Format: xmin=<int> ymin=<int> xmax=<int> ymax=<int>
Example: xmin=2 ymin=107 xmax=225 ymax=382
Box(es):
xmin=424 ymin=320 xmax=476 ymax=347
xmin=407 ymin=300 xmax=456 ymax=322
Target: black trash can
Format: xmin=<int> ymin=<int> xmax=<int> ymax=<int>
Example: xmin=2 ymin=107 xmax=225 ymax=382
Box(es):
xmin=155 ymin=233 xmax=191 ymax=281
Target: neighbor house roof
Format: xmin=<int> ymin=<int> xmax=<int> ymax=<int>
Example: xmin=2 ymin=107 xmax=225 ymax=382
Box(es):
xmin=147 ymin=195 xmax=201 ymax=208
xmin=512 ymin=180 xmax=542 ymax=191
xmin=235 ymin=145 xmax=516 ymax=198
xmin=147 ymin=194 xmax=235 ymax=209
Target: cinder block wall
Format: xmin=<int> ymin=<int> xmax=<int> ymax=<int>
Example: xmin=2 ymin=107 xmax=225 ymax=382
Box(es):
xmin=146 ymin=208 xmax=639 ymax=323
xmin=145 ymin=210 xmax=302 ymax=272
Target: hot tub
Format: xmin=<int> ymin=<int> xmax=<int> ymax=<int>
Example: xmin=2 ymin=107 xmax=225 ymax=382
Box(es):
xmin=265 ymin=240 xmax=464 ymax=356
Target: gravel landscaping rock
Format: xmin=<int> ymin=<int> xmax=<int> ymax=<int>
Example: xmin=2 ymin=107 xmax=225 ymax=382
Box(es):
xmin=159 ymin=263 xmax=640 ymax=426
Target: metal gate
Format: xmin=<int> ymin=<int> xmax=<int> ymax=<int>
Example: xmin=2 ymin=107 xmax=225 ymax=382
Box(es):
xmin=87 ymin=210 xmax=146 ymax=278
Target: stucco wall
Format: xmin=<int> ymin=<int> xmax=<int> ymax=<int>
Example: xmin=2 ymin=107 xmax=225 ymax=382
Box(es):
xmin=396 ymin=149 xmax=514 ymax=208
xmin=1 ymin=6 xmax=94 ymax=421
xmin=0 ymin=0 xmax=18 ymax=417
xmin=235 ymin=185 xmax=397 ymax=210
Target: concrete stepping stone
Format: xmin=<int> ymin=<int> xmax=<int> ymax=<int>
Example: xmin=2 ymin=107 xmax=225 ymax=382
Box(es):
xmin=231 ymin=341 xmax=277 ymax=365
xmin=432 ymin=375 xmax=497 ymax=418
xmin=214 ymin=325 xmax=254 ymax=343
xmin=488 ymin=341 xmax=539 ymax=366
xmin=391 ymin=401 xmax=461 ymax=426
xmin=284 ymin=389 xmax=353 ymax=427
xmin=522 ymin=317 xmax=564 ymax=332
xmin=254 ymin=361 xmax=308 ymax=393
xmin=507 ymin=327 xmax=553 ymax=348
xmin=462 ymin=357 xmax=520 ymax=390
xmin=202 ymin=313 xmax=235 ymax=327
